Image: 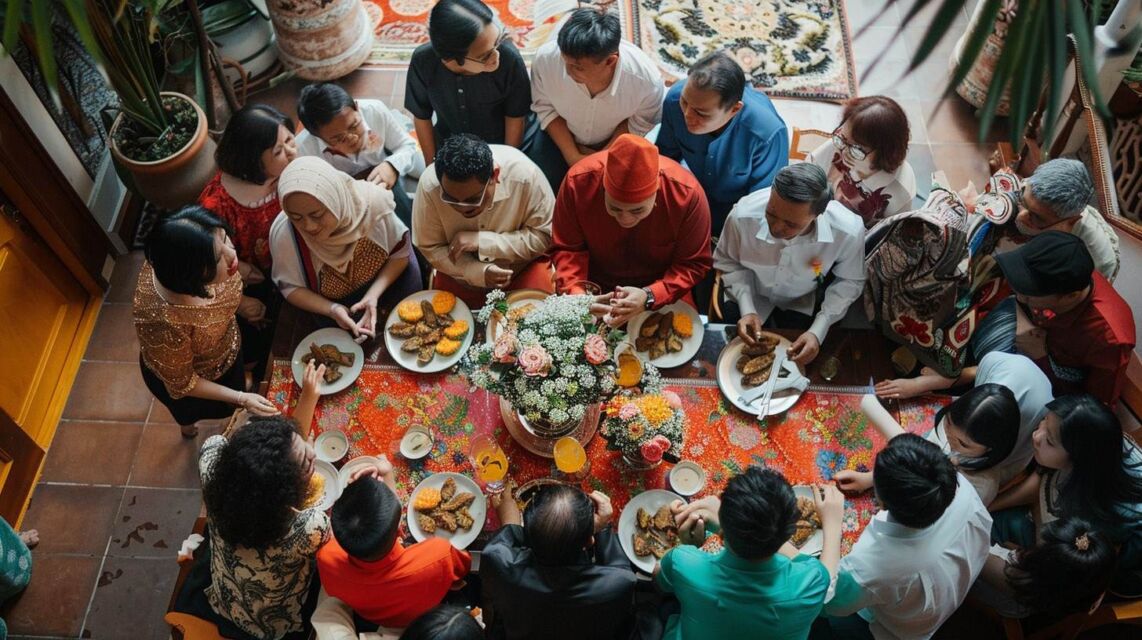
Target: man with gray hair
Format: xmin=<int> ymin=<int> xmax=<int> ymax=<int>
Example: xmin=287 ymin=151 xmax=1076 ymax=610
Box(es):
xmin=714 ymin=163 xmax=866 ymax=365
xmin=977 ymin=158 xmax=1119 ymax=281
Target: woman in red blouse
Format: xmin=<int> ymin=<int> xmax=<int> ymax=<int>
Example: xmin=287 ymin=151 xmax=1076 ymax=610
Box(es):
xmin=199 ymin=104 xmax=298 ymax=374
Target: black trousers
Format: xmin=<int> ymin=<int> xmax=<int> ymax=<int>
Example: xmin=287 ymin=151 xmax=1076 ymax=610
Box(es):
xmin=140 ymin=352 xmax=244 ymax=427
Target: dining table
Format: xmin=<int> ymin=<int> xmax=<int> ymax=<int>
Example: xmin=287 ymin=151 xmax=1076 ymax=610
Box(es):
xmin=265 ymin=302 xmax=950 ymax=557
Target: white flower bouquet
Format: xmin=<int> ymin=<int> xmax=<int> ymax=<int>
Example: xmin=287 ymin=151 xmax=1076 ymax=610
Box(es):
xmin=463 ymin=291 xmax=626 ymax=428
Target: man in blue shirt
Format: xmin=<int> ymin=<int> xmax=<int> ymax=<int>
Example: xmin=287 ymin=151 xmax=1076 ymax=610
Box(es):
xmin=656 ymin=467 xmax=844 ymax=640
xmin=657 ymin=51 xmax=789 ymax=236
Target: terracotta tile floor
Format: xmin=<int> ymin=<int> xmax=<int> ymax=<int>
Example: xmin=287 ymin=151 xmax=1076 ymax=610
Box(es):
xmin=8 ymin=6 xmax=1136 ymax=639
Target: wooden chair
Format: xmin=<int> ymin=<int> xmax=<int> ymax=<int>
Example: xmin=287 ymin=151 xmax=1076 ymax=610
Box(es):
xmin=165 ymin=514 xmax=219 ymax=640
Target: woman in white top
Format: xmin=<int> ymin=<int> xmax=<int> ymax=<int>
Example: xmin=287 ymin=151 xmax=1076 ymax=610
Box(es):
xmin=808 ymin=96 xmax=917 ymax=228
xmin=270 ymin=157 xmax=421 ymax=341
xmin=839 ymin=383 xmax=1022 ymax=506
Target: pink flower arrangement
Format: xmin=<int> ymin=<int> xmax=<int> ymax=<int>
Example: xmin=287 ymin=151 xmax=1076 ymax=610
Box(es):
xmin=518 ymin=344 xmax=552 ymax=377
xmin=640 ymin=435 xmax=672 ymax=463
xmin=663 ymin=390 xmax=683 ymax=410
xmin=492 ymin=334 xmax=519 ymax=363
xmin=618 ymin=402 xmax=640 ymax=421
xmin=583 ymin=334 xmax=609 ymax=365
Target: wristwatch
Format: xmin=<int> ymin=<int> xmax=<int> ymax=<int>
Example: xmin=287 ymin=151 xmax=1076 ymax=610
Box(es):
xmin=642 ymin=287 xmax=655 ymax=310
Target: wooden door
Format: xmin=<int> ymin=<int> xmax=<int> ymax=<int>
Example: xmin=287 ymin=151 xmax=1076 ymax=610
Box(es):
xmin=0 ymin=203 xmax=93 ymax=523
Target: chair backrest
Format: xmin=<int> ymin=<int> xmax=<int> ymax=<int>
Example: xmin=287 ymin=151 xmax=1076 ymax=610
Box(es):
xmin=789 ymin=128 xmax=831 ymax=162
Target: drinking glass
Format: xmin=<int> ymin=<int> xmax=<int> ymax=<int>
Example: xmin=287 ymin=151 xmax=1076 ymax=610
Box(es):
xmin=469 ymin=435 xmax=509 ymax=494
xmin=553 ymin=436 xmax=589 ymax=481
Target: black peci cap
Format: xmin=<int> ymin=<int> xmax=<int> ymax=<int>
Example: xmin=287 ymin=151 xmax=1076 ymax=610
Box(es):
xmin=995 ymin=231 xmax=1094 ymax=296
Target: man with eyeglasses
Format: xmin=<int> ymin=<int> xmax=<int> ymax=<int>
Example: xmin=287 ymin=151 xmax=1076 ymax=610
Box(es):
xmin=656 ymin=51 xmax=788 ymax=237
xmin=969 ymin=158 xmax=1119 ymax=282
xmin=405 ymin=0 xmax=537 ymax=168
xmin=412 ymin=134 xmax=555 ymax=308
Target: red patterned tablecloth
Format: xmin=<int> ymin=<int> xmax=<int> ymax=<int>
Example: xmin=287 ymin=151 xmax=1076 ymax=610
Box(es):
xmin=269 ymin=361 xmax=948 ymax=553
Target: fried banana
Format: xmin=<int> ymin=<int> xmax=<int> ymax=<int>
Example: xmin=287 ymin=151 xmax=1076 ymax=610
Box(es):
xmin=417 ymin=514 xmax=437 ymax=534
xmin=435 ymin=511 xmax=459 ymax=532
xmin=388 ymin=322 xmax=417 ymax=338
xmin=636 ymin=507 xmax=651 ymax=529
xmin=401 ymin=336 xmax=424 ymax=352
xmin=656 ymin=311 xmax=674 ymax=339
xmin=417 ymin=345 xmax=435 ymax=365
xmin=743 ymin=368 xmax=772 ymax=387
xmin=640 ymin=313 xmax=663 ymax=338
xmin=441 ymin=492 xmax=476 ymax=512
xmin=742 ymin=353 xmax=775 ymax=375
xmin=653 ymin=505 xmax=673 ymax=530
xmin=666 ymin=334 xmax=684 ymax=353
xmin=440 ymin=477 xmax=457 ymax=501
xmin=421 ymin=300 xmax=439 ymax=328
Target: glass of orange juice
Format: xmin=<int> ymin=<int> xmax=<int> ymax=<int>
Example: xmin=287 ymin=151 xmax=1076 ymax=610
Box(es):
xmin=553 ymin=436 xmax=589 ymax=480
xmin=614 ymin=347 xmax=643 ymax=389
xmin=469 ymin=435 xmax=509 ymax=494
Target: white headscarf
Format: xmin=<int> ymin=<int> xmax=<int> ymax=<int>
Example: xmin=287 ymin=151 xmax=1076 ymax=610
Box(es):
xmin=277 ymin=157 xmax=391 ymax=274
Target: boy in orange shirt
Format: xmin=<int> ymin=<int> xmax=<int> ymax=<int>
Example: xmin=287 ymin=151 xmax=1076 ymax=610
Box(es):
xmin=317 ymin=458 xmax=471 ymax=628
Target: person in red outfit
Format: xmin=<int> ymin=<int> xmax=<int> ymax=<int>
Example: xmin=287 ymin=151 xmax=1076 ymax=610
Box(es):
xmin=198 ymin=104 xmax=298 ymax=372
xmin=550 ymin=134 xmax=712 ymax=325
xmin=317 ymin=458 xmax=470 ymax=630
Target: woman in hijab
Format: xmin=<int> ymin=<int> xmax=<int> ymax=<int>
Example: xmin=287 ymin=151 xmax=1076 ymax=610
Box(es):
xmin=269 ymin=157 xmax=421 ymax=340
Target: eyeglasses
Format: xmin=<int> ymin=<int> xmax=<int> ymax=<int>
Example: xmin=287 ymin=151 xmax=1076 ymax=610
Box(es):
xmin=440 ymin=178 xmax=492 ymax=209
xmin=464 ymin=24 xmax=507 ymax=66
xmin=1014 ymin=187 xmax=1070 ymax=231
xmin=832 ymin=126 xmax=869 ymax=162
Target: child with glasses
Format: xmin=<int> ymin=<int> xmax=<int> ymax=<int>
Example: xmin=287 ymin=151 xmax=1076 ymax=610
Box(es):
xmin=405 ymin=0 xmax=537 ymax=168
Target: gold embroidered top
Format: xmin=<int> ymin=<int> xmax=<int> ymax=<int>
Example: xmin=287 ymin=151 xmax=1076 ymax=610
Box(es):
xmin=317 ymin=236 xmax=389 ymax=301
xmin=133 ymin=262 xmax=243 ymax=399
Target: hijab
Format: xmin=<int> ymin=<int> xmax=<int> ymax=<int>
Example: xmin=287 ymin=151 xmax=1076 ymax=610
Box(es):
xmin=277 ymin=157 xmax=390 ymax=274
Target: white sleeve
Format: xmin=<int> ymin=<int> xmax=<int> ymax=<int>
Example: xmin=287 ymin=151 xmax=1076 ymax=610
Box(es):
xmin=268 ymin=213 xmax=306 ymax=300
xmin=365 ymin=100 xmax=421 ymax=178
xmin=628 ymin=77 xmax=665 ymax=136
xmin=530 ymin=48 xmax=560 ymax=131
xmin=713 ymin=214 xmax=765 ymax=319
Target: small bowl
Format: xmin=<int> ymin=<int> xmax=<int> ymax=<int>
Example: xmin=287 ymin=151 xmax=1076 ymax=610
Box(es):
xmin=400 ymin=427 xmax=434 ymax=460
xmin=315 ymin=430 xmax=349 ymax=463
xmin=669 ymin=460 xmax=706 ymax=497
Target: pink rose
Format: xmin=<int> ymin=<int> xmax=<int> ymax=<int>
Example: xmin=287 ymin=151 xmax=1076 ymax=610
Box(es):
xmin=583 ymin=334 xmax=609 ymax=365
xmin=652 ymin=435 xmax=671 ymax=450
xmin=492 ymin=334 xmax=519 ymax=363
xmin=518 ymin=344 xmax=552 ymax=377
xmin=619 ymin=403 xmax=640 ymax=421
xmin=640 ymin=440 xmax=665 ymax=463
xmin=663 ymin=390 xmax=683 ymax=410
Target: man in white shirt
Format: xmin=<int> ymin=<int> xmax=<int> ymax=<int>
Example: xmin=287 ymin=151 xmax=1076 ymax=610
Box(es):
xmin=713 ymin=163 xmax=865 ymax=366
xmin=295 ymin=82 xmax=425 ymax=225
xmin=814 ymin=433 xmax=992 ymax=640
xmin=529 ymin=8 xmax=665 ymax=191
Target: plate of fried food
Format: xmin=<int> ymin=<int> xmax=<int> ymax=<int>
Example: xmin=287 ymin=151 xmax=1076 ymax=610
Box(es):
xmin=716 ymin=332 xmax=805 ymax=416
xmin=618 ymin=489 xmax=684 ymax=573
xmin=626 ymin=302 xmax=703 ymax=369
xmin=301 ymin=460 xmax=343 ymax=512
xmin=790 ymin=486 xmax=824 ymax=556
xmin=292 ymin=328 xmax=366 ymax=395
xmin=407 ymin=473 xmax=487 ymax=549
xmin=384 ymin=291 xmax=475 ymax=373
xmin=485 ymin=289 xmax=548 ymax=343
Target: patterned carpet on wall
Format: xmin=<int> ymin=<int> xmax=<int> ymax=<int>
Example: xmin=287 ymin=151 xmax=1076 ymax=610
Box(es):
xmin=362 ymin=0 xmax=858 ymax=101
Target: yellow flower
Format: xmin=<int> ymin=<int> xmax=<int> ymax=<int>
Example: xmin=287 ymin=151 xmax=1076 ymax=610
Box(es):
xmin=637 ymin=395 xmax=674 ymax=426
xmin=627 ymin=422 xmax=645 ymax=439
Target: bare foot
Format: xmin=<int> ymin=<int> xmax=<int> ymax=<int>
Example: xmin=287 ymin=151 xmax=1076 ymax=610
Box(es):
xmin=18 ymin=529 xmax=38 ymax=549
xmin=874 ymin=370 xmax=956 ymax=399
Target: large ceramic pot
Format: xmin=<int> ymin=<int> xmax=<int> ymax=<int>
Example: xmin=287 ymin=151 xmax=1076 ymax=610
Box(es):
xmin=951 ymin=0 xmax=1017 ymax=114
xmin=265 ymin=0 xmax=374 ymax=81
xmin=109 ymin=92 xmax=216 ymax=210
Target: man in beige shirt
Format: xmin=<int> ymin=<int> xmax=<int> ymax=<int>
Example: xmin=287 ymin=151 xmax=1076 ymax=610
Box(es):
xmin=413 ymin=134 xmax=555 ymax=308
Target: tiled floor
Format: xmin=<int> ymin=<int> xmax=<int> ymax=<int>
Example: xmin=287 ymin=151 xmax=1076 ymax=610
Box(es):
xmin=6 ymin=5 xmax=1132 ymax=639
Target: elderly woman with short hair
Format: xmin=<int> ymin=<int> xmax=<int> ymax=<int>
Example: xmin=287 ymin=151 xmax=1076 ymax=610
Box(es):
xmin=808 ymin=95 xmax=917 ymax=227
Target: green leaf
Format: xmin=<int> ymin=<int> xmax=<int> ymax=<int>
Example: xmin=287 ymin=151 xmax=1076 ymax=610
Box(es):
xmin=29 ymin=0 xmax=56 ymax=96
xmin=978 ymin=0 xmax=1034 ymax=138
xmin=1040 ymin=5 xmax=1066 ymax=145
xmin=909 ymin=0 xmax=966 ymax=69
xmin=1067 ymin=0 xmax=1109 ymax=119
xmin=2 ymin=0 xmax=26 ymax=55
xmin=946 ymin=0 xmax=1002 ymax=84
xmin=60 ymin=0 xmax=100 ymax=64
xmin=1006 ymin=2 xmax=1047 ymax=146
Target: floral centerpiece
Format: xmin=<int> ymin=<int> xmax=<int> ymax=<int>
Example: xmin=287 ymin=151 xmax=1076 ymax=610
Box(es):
xmin=600 ymin=370 xmax=686 ymax=468
xmin=463 ymin=291 xmax=626 ymax=433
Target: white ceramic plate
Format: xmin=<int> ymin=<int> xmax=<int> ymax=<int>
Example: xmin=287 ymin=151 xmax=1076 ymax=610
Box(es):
xmin=618 ymin=489 xmax=685 ymax=573
xmin=337 ymin=455 xmax=381 ymax=487
xmin=407 ymin=472 xmax=487 ymax=550
xmin=383 ymin=291 xmax=476 ymax=373
xmin=312 ymin=460 xmax=342 ymax=511
xmin=715 ymin=334 xmax=805 ymax=417
xmin=292 ymin=328 xmax=365 ymax=395
xmin=791 ymin=486 xmax=824 ymax=557
xmin=484 ymin=289 xmax=549 ymax=343
xmin=625 ymin=302 xmax=704 ymax=369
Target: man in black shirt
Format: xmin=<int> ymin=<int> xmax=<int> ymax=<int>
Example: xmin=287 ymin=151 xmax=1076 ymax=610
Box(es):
xmin=481 ymin=484 xmax=637 ymax=639
xmin=404 ymin=0 xmax=537 ymax=166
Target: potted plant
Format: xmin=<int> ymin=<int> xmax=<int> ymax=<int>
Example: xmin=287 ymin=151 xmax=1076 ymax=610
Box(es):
xmin=1123 ymin=52 xmax=1142 ymax=98
xmin=463 ymin=291 xmax=626 ymax=439
xmin=599 ymin=382 xmax=686 ymax=470
xmin=3 ymin=1 xmax=216 ymax=210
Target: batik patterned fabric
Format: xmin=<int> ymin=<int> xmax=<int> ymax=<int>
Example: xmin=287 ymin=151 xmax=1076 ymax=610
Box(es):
xmin=864 ymin=188 xmax=973 ymax=377
xmin=268 ymin=362 xmax=947 ymax=554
